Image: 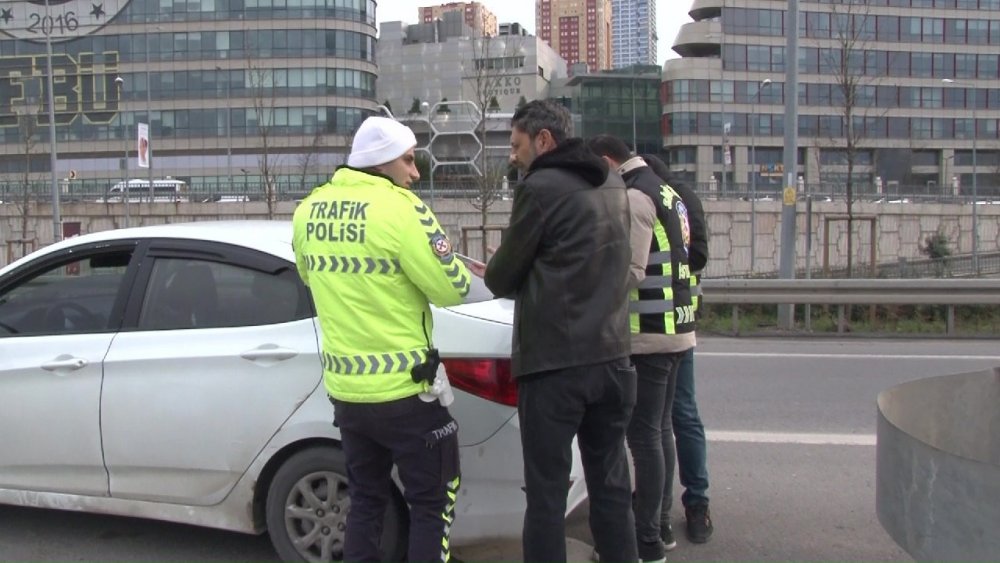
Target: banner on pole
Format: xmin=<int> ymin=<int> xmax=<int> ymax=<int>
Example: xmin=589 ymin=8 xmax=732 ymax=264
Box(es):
xmin=137 ymin=123 xmax=150 ymax=168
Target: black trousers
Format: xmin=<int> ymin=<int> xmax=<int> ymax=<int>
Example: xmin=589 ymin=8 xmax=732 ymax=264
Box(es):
xmin=517 ymin=358 xmax=639 ymax=563
xmin=333 ymin=395 xmax=460 ymax=563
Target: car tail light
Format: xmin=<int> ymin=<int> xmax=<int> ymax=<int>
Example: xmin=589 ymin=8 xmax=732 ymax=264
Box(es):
xmin=442 ymin=358 xmax=517 ymax=407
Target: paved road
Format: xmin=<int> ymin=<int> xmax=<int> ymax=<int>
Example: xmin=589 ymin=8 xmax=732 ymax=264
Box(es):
xmin=462 ymin=337 xmax=1000 ymax=562
xmin=2 ymin=337 xmax=997 ymax=561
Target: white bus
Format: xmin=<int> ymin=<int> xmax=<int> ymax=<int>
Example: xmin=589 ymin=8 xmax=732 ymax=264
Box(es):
xmin=102 ymin=178 xmax=190 ymax=202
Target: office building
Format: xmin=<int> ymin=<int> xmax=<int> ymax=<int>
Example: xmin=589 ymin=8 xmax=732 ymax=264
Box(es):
xmin=663 ymin=0 xmax=1000 ymax=198
xmin=550 ymin=65 xmax=663 ymax=154
xmin=612 ymin=0 xmax=658 ymax=68
xmin=420 ymin=2 xmax=499 ymax=36
xmin=377 ymin=19 xmax=566 ymax=118
xmin=0 ymin=0 xmax=377 ymax=192
xmin=500 ymin=22 xmax=529 ymax=37
xmin=377 ymin=19 xmax=566 ymax=180
xmin=536 ymin=0 xmax=614 ymax=71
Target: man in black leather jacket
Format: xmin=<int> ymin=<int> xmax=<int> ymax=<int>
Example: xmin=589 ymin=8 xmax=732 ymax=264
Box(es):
xmin=484 ymin=100 xmax=638 ymax=563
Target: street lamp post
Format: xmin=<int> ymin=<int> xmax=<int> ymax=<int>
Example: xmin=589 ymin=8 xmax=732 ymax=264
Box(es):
xmin=942 ymin=78 xmax=978 ymax=273
xmin=115 ymin=76 xmax=130 ymax=228
xmin=217 ymin=65 xmax=233 ymax=190
xmin=631 ymin=32 xmax=641 ymax=152
xmin=749 ymin=78 xmax=772 ymax=273
xmin=146 ymin=30 xmax=154 ymax=202
xmin=631 ymin=73 xmax=638 ymax=153
xmin=43 ymin=0 xmax=61 ymax=242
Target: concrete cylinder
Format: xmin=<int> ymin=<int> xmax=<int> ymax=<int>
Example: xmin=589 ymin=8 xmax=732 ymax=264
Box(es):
xmin=876 ymin=367 xmax=1000 ymax=562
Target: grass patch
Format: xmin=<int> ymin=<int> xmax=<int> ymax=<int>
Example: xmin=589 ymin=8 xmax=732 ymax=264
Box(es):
xmin=699 ymin=303 xmax=1000 ymax=337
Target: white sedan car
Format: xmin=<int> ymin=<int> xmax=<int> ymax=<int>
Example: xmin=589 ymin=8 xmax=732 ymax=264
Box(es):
xmin=0 ymin=221 xmax=587 ymax=562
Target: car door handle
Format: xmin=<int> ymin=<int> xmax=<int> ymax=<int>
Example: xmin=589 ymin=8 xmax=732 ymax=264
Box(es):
xmin=41 ymin=357 xmax=88 ymax=372
xmin=240 ymin=345 xmax=298 ymax=362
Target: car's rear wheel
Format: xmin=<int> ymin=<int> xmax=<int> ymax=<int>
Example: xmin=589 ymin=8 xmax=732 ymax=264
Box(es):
xmin=265 ymin=447 xmax=408 ymax=563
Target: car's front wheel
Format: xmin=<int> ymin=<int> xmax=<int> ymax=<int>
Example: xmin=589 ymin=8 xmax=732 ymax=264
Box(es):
xmin=265 ymin=447 xmax=408 ymax=562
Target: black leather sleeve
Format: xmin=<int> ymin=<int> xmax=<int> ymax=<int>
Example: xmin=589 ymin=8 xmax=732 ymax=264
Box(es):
xmin=484 ymin=182 xmax=544 ymax=298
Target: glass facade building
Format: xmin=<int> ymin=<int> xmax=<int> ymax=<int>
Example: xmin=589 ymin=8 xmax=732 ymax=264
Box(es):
xmin=663 ymin=0 xmax=1000 ymax=199
xmin=0 ymin=0 xmax=378 ymax=192
xmin=551 ymin=65 xmax=663 ymax=155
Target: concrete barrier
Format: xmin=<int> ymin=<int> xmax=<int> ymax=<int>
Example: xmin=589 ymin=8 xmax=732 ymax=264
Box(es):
xmin=876 ymin=367 xmax=1000 ymax=562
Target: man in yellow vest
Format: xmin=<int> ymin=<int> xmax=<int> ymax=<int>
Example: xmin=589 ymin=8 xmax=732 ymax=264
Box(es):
xmin=293 ymin=116 xmax=471 ymax=563
xmin=589 ymin=135 xmax=696 ymax=563
xmin=642 ymin=154 xmax=714 ymax=545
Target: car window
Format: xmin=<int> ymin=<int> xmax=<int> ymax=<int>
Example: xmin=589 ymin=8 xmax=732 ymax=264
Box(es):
xmin=0 ymin=251 xmax=132 ymax=337
xmin=137 ymin=258 xmax=309 ymax=330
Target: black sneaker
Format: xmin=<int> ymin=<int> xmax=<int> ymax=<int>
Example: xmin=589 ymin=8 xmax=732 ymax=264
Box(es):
xmin=685 ymin=503 xmax=714 ymax=544
xmin=658 ymin=518 xmax=677 ymax=551
xmin=638 ymin=539 xmax=665 ymax=563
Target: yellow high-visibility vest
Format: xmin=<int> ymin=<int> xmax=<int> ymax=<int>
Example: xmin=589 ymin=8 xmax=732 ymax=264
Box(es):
xmin=293 ymin=167 xmax=470 ymax=403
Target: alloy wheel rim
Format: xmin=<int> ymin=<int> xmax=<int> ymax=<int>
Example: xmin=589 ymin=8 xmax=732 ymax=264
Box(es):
xmin=283 ymin=470 xmax=351 ymax=563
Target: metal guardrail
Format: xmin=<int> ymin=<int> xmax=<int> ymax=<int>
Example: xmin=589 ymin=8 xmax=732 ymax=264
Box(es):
xmin=3 ymin=179 xmax=1000 ymax=204
xmin=702 ymin=278 xmax=1000 ymax=305
xmin=701 ymin=278 xmax=1000 ymax=335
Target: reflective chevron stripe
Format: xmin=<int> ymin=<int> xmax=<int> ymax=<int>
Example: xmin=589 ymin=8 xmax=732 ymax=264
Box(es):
xmin=413 ymin=202 xmax=470 ymax=297
xmin=306 ymin=254 xmax=401 ymax=274
xmin=321 ymin=349 xmax=425 ymax=375
xmin=440 ymin=475 xmax=460 ymax=562
xmin=676 ymin=305 xmax=696 ymax=325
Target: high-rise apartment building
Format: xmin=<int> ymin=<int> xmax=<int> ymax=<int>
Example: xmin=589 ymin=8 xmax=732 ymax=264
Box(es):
xmin=536 ymin=0 xmax=614 ymax=71
xmin=420 ymin=2 xmax=499 ymax=36
xmin=663 ymin=0 xmax=1000 ymax=200
xmin=612 ymin=0 xmax=658 ymax=68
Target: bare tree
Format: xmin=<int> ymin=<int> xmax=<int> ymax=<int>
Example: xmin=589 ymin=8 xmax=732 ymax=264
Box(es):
xmin=297 ymin=129 xmax=325 ymax=192
xmin=12 ymin=98 xmax=44 ymax=259
xmin=245 ymin=51 xmax=282 ymax=217
xmin=463 ymin=34 xmax=524 ymax=244
xmin=825 ymin=1 xmax=888 ymax=277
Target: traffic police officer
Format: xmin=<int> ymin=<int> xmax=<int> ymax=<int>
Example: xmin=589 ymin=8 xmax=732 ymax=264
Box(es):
xmin=293 ymin=116 xmax=471 ymax=563
xmin=588 ymin=135 xmax=696 ymax=563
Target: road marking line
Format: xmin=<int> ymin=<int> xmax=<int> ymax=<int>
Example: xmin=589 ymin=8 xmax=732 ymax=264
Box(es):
xmin=707 ymin=430 xmax=876 ymax=446
xmin=699 ymin=352 xmax=1000 ymax=361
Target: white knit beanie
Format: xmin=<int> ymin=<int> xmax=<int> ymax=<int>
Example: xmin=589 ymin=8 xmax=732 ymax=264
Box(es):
xmin=347 ymin=117 xmax=418 ymax=168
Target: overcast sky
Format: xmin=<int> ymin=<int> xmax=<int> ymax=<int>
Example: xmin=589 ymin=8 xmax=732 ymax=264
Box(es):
xmin=375 ymin=1 xmax=692 ymax=63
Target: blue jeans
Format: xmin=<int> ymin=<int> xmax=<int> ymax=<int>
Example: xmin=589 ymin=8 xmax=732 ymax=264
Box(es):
xmin=627 ymin=352 xmax=682 ymax=548
xmin=663 ymin=347 xmax=710 ymax=518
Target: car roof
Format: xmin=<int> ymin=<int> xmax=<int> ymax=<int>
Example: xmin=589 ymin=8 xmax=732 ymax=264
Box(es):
xmin=3 ymin=221 xmax=295 ymax=273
